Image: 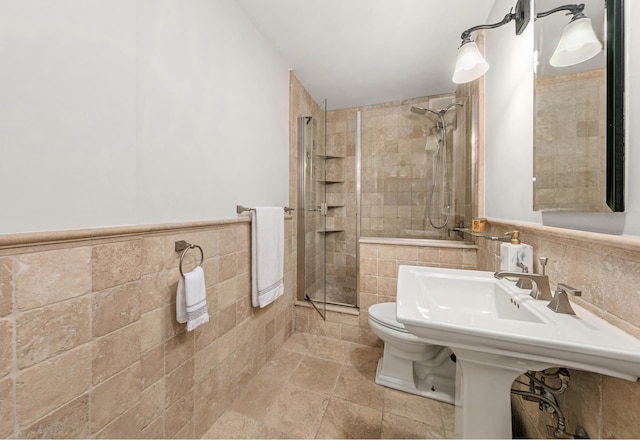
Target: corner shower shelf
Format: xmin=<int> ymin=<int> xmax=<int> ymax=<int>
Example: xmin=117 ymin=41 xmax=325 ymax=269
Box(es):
xmin=316 ymin=179 xmax=344 ymax=184
xmin=315 ymin=154 xmax=345 ymax=159
xmin=317 ymin=229 xmax=344 ymax=234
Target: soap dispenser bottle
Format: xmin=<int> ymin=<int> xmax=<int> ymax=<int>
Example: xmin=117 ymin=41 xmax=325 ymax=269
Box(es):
xmin=500 ymin=231 xmax=533 ymax=273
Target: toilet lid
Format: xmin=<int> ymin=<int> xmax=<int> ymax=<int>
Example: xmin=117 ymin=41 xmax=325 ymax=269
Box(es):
xmin=368 ymin=302 xmax=408 ymax=333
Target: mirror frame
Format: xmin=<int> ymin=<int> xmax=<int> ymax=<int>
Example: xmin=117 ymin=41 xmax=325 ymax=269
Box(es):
xmin=607 ymin=0 xmax=625 ymax=211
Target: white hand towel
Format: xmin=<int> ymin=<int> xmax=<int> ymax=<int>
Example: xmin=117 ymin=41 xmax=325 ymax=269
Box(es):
xmin=251 ymin=207 xmax=284 ymax=308
xmin=176 ymin=266 xmax=209 ymax=331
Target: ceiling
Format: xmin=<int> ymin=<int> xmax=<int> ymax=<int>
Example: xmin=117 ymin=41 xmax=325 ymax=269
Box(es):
xmin=235 ymin=0 xmax=495 ymax=110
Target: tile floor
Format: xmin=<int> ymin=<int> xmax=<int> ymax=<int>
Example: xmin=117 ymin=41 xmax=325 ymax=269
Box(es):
xmin=204 ymin=332 xmax=455 ymax=439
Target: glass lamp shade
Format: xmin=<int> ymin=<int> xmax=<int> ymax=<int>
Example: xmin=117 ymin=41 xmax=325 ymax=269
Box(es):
xmin=452 ymin=41 xmax=490 ymax=84
xmin=549 ymin=17 xmax=602 ymax=67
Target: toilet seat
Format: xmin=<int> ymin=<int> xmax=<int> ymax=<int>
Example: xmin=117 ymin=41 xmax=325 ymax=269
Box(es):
xmin=369 ymin=302 xmax=409 ymax=333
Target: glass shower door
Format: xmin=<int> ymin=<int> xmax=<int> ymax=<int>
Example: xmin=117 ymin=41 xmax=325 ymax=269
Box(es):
xmin=297 ymin=99 xmax=327 ymax=319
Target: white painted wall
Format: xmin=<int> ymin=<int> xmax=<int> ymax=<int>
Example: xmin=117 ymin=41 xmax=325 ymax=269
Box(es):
xmin=0 ymin=0 xmax=289 ymax=234
xmin=484 ymin=0 xmax=639 ymax=236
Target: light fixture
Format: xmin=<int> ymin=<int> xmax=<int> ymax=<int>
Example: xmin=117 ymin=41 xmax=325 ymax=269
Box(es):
xmin=452 ymin=1 xmax=602 ymax=84
xmin=452 ymin=0 xmax=531 ymax=84
xmin=539 ymin=4 xmax=602 ymax=67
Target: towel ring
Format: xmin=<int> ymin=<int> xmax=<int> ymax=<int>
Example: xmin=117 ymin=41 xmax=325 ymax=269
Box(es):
xmin=179 ymin=243 xmax=204 ymax=278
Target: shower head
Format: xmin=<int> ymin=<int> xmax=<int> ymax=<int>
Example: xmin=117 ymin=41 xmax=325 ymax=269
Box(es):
xmin=410 ymin=106 xmax=440 ymax=117
xmin=410 ymin=106 xmax=427 ymax=115
xmin=442 ymin=102 xmax=464 ymax=114
xmin=411 ymin=102 xmax=463 ymax=117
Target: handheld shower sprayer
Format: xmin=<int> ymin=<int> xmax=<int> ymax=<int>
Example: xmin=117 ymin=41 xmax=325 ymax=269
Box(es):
xmin=409 ymin=101 xmax=464 ymax=229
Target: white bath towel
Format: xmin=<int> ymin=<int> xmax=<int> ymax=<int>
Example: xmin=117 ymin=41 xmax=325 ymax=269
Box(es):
xmin=251 ymin=207 xmax=284 ymax=308
xmin=176 ymin=266 xmax=209 ymax=331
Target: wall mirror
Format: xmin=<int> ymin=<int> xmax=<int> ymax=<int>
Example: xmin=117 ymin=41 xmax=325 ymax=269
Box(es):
xmin=533 ymin=0 xmax=624 ymax=212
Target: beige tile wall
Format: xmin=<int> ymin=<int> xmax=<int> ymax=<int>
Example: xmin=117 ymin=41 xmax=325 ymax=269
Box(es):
xmin=0 ymin=219 xmax=295 ymax=439
xmin=357 ymin=95 xmax=466 ymax=239
xmin=477 ymin=220 xmax=640 ymax=439
xmin=295 ymin=241 xmax=478 ymax=346
xmin=534 ymin=69 xmax=607 ymax=212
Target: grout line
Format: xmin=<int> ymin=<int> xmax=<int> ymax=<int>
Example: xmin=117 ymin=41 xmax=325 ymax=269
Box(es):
xmin=10 ymin=256 xmax=18 ymax=438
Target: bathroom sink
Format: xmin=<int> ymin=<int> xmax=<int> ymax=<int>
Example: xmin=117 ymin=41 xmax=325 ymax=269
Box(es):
xmin=396 ymin=265 xmax=640 ymax=438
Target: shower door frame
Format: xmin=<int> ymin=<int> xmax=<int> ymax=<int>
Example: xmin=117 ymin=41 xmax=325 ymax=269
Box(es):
xmin=296 ymin=111 xmax=327 ymax=319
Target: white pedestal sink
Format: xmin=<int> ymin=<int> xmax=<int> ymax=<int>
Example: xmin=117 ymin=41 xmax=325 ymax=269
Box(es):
xmin=395 ymin=266 xmax=640 ymax=439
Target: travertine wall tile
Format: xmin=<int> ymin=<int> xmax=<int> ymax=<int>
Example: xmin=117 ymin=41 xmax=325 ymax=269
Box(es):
xmin=92 ymin=281 xmax=140 ymax=337
xmin=164 ymin=329 xmax=192 ymax=372
xmin=16 ymin=345 xmax=91 ymax=426
xmin=91 ymin=362 xmax=141 ymax=433
xmin=140 ymin=379 xmax=165 ymax=430
xmin=94 ymin=402 xmax=144 ymax=439
xmin=140 ymin=308 xmax=164 ymax=352
xmin=194 ymin=339 xmax=219 ymax=383
xmin=218 ymin=304 xmax=237 ymax=337
xmin=219 ymin=253 xmax=238 ymax=282
xmin=141 ymin=344 xmax=164 ymax=389
xmin=19 ymin=394 xmax=89 ymax=440
xmin=16 ymin=296 xmax=90 ymax=369
xmin=0 ymin=378 xmax=13 ymax=438
xmin=219 ymin=226 xmax=241 ymax=256
xmin=15 ymin=247 xmax=91 ymax=310
xmin=602 ymin=376 xmax=640 ymax=438
xmin=92 ymin=322 xmax=140 ymax=385
xmin=92 ymin=240 xmax=142 ymax=291
xmin=0 ymin=319 xmax=12 ymax=378
xmin=140 ymin=271 xmax=169 ymax=314
xmin=141 ymin=236 xmax=171 ymax=275
xmin=165 ymin=359 xmax=194 ymax=407
xmin=164 ymin=390 xmax=194 ymax=438
xmin=217 ymin=277 xmax=238 ymax=310
xmin=0 ymin=257 xmax=12 ymax=317
xmin=140 ymin=416 xmax=164 ymax=439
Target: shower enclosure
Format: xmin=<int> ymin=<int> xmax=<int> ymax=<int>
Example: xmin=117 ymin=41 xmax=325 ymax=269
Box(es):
xmin=296 ymin=93 xmax=472 ymax=316
xmin=297 ymin=101 xmax=360 ymax=314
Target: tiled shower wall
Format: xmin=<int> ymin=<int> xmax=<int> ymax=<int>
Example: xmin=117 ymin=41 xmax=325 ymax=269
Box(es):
xmin=323 ymin=109 xmax=358 ymax=299
xmin=317 ymin=94 xmax=473 ymax=303
xmin=477 ymin=220 xmax=640 ymax=439
xmin=0 ymin=219 xmax=295 ymax=439
xmin=357 ymin=95 xmax=467 ymax=240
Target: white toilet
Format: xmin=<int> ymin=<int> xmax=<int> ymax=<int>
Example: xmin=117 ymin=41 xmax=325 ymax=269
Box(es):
xmin=368 ymin=302 xmax=455 ymax=404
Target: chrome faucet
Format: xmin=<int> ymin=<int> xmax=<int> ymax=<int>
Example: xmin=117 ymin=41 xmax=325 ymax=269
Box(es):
xmin=547 ymin=283 xmax=582 ymax=315
xmin=494 ymin=271 xmax=553 ymax=301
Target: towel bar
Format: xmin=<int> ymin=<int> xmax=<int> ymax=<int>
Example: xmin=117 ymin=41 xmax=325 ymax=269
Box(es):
xmin=236 ymin=205 xmax=294 ymax=214
xmin=175 ymin=240 xmax=204 ymax=278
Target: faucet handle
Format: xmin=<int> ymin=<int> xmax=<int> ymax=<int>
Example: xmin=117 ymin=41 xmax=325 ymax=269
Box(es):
xmin=538 ymin=257 xmax=549 ymax=275
xmin=556 ymin=283 xmax=582 ymax=297
xmin=547 ymin=283 xmax=582 ymax=315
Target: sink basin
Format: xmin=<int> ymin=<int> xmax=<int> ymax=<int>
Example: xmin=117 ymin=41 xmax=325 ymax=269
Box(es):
xmin=414 ymin=269 xmax=544 ymax=324
xmin=396 ymin=265 xmax=640 ymax=438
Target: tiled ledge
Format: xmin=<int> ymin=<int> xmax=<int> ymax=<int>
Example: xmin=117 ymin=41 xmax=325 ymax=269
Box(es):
xmin=0 ymin=217 xmax=257 ymax=250
xmin=294 ymin=300 xmax=359 ymax=316
xmin=360 ymin=236 xmax=477 ymax=249
xmin=487 ymin=218 xmax=640 ymax=256
xmin=0 ymin=215 xmax=295 ymax=250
